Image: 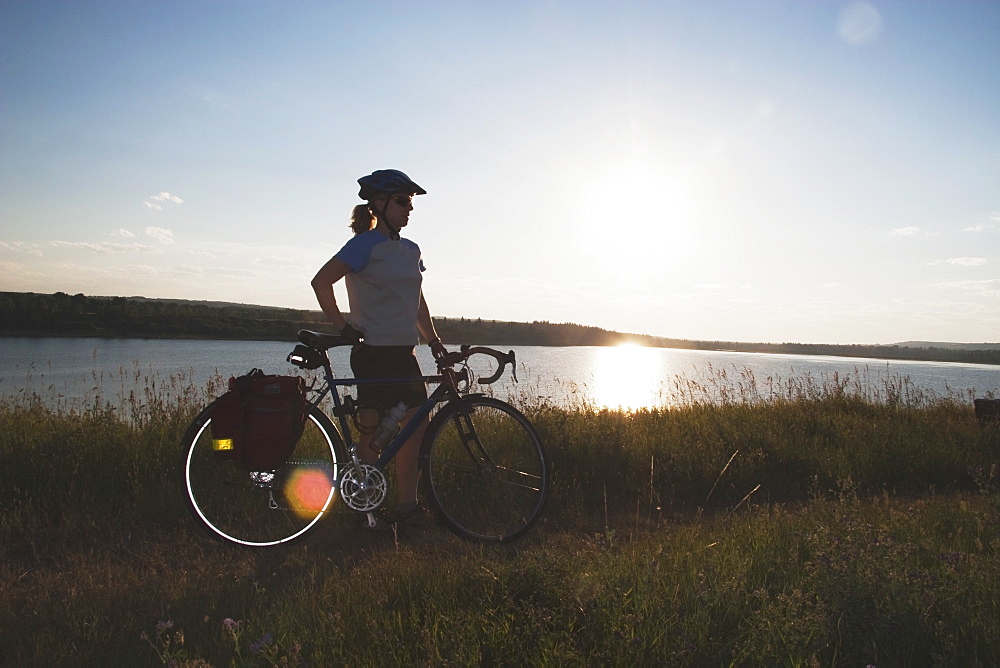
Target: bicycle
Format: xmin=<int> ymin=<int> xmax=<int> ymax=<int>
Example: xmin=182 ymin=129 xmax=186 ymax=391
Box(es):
xmin=180 ymin=329 xmax=549 ymax=548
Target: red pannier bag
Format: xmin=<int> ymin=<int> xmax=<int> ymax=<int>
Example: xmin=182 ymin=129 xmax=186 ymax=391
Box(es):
xmin=210 ymin=369 xmax=309 ymax=471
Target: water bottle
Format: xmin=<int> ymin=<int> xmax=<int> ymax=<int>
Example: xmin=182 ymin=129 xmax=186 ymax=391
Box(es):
xmin=372 ymin=402 xmax=408 ymax=449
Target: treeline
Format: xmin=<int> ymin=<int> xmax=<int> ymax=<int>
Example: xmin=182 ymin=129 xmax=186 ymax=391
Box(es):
xmin=687 ymin=340 xmax=1000 ymax=366
xmin=0 ymin=291 xmax=326 ymax=341
xmin=2 ymin=292 xmax=998 ymax=365
xmin=436 ymin=317 xmax=637 ymax=347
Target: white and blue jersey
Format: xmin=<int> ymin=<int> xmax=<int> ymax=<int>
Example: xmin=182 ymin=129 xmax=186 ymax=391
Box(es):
xmin=334 ymin=229 xmax=426 ymax=346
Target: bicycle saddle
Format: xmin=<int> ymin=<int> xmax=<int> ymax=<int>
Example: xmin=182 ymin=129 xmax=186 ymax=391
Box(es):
xmin=297 ymin=329 xmax=357 ymax=350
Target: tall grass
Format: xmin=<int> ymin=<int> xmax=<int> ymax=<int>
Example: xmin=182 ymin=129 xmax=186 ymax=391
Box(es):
xmin=1 ymin=366 xmax=997 ymax=665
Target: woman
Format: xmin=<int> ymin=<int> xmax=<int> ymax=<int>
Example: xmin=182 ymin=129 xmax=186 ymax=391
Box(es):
xmin=311 ymin=169 xmax=446 ymax=529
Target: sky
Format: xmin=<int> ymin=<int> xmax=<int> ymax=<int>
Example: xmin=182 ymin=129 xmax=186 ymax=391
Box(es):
xmin=1 ymin=0 xmax=998 ymax=345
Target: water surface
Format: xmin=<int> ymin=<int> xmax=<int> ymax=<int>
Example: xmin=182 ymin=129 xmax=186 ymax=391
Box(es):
xmin=1 ymin=337 xmax=996 ymax=410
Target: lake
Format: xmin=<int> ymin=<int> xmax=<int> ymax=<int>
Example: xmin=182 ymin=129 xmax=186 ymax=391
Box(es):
xmin=1 ymin=336 xmax=997 ymax=410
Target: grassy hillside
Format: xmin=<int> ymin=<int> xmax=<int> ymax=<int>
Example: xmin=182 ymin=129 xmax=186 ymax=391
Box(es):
xmin=2 ymin=369 xmax=998 ymax=664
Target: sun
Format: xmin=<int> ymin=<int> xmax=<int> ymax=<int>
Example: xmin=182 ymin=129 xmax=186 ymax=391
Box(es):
xmin=571 ymin=161 xmax=695 ymax=276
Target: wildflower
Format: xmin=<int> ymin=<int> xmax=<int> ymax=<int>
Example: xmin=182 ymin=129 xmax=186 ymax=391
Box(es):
xmin=156 ymin=620 xmax=174 ymax=633
xmin=250 ymin=632 xmax=274 ymax=653
xmin=222 ymin=617 xmax=240 ymax=630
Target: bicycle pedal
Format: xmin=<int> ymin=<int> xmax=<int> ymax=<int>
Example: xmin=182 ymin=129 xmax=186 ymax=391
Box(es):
xmin=355 ymin=511 xmax=387 ymax=532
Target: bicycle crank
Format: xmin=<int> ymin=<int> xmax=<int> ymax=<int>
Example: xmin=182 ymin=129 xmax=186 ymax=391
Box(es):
xmin=339 ymin=463 xmax=387 ymax=512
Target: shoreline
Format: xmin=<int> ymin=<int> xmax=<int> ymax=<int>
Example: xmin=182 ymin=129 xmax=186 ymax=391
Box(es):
xmin=2 ymin=330 xmax=998 ymax=367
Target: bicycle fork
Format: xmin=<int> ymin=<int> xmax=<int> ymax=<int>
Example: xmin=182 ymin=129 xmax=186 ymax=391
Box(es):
xmin=451 ymin=408 xmax=496 ymax=472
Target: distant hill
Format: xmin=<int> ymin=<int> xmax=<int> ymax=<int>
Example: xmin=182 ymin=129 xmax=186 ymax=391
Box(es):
xmin=1 ymin=291 xmax=998 ymax=365
xmin=0 ymin=291 xmax=328 ymax=341
xmin=123 ymin=296 xmax=296 ymax=310
xmin=895 ymin=341 xmax=1000 ymax=351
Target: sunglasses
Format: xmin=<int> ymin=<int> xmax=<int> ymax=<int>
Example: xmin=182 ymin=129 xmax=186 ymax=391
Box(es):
xmin=389 ymin=195 xmax=413 ymax=206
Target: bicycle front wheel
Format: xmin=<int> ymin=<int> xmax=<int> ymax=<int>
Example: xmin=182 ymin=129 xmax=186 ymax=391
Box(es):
xmin=420 ymin=396 xmax=548 ymax=543
xmin=181 ymin=401 xmax=347 ymax=547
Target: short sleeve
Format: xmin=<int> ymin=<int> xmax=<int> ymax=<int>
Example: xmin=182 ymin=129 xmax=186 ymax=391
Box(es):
xmin=334 ymin=231 xmax=382 ymax=272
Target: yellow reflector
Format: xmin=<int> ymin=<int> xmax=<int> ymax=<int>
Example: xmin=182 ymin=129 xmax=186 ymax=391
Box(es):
xmin=212 ymin=438 xmax=234 ymax=452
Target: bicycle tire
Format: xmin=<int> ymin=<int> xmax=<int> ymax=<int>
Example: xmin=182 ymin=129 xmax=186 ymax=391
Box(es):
xmin=420 ymin=396 xmax=548 ymax=543
xmin=181 ymin=401 xmax=347 ymax=547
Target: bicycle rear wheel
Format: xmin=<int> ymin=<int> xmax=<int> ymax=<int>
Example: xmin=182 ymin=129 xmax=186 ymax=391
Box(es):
xmin=181 ymin=401 xmax=347 ymax=547
xmin=420 ymin=396 xmax=548 ymax=543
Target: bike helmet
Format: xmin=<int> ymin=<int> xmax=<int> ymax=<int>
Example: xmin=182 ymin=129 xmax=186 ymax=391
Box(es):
xmin=357 ymin=169 xmax=427 ymax=200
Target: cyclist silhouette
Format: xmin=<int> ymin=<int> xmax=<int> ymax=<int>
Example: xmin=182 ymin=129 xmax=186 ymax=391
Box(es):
xmin=311 ymin=169 xmax=446 ymax=527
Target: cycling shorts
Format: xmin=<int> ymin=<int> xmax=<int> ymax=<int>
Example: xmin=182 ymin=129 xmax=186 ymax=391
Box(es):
xmin=350 ymin=344 xmax=428 ymax=411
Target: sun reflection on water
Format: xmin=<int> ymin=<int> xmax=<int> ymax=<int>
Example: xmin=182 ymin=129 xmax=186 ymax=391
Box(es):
xmin=590 ymin=343 xmax=672 ymax=410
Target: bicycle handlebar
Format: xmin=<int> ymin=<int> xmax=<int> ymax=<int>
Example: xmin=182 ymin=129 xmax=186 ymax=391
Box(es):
xmin=295 ymin=330 xmax=516 ymax=384
xmin=437 ymin=345 xmax=516 ymax=384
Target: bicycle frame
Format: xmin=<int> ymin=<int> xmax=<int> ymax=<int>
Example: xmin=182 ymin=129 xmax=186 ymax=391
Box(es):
xmin=306 ymin=364 xmax=459 ymax=473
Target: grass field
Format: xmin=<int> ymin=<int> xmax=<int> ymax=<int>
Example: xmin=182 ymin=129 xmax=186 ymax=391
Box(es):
xmin=1 ymin=370 xmax=998 ymax=666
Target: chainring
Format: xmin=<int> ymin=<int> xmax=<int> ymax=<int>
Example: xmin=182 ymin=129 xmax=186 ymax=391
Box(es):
xmin=339 ymin=463 xmax=387 ymax=512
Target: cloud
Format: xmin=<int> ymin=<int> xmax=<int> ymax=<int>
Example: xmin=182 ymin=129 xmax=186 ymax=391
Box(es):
xmin=942 ymin=258 xmax=988 ymax=267
xmin=51 ymin=240 xmax=160 ymax=254
xmin=144 ymin=227 xmax=175 ymax=244
xmin=964 ymin=214 xmax=999 ymax=232
xmin=254 ymin=255 xmax=301 ymax=267
xmin=143 ymin=192 xmax=184 ymax=210
xmin=150 ymin=192 xmax=183 ymax=204
xmin=891 ymin=226 xmax=920 ymax=236
xmin=188 ymin=250 xmax=219 ymax=260
xmin=110 ymin=228 xmax=136 ymax=238
xmin=934 ymin=279 xmax=1000 ymax=297
xmin=211 ymin=267 xmax=259 ymax=278
xmin=120 ymin=263 xmax=161 ymax=276
xmin=0 ymin=241 xmax=43 ymax=256
xmin=171 ymin=264 xmax=206 ymax=275
xmin=964 ymin=224 xmax=989 ymax=232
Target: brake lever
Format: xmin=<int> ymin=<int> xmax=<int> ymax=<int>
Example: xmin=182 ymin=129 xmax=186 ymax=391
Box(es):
xmin=506 ymin=350 xmax=518 ymax=383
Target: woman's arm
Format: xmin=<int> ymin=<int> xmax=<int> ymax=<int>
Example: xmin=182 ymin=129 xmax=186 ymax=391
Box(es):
xmin=311 ymin=257 xmax=353 ymax=331
xmin=417 ymin=290 xmax=447 ymax=357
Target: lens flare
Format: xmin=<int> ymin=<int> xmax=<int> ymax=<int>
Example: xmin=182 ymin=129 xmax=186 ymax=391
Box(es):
xmin=285 ymin=468 xmax=335 ymax=518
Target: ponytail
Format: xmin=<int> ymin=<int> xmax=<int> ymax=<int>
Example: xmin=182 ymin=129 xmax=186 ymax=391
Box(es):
xmin=350 ymin=203 xmax=376 ymax=234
